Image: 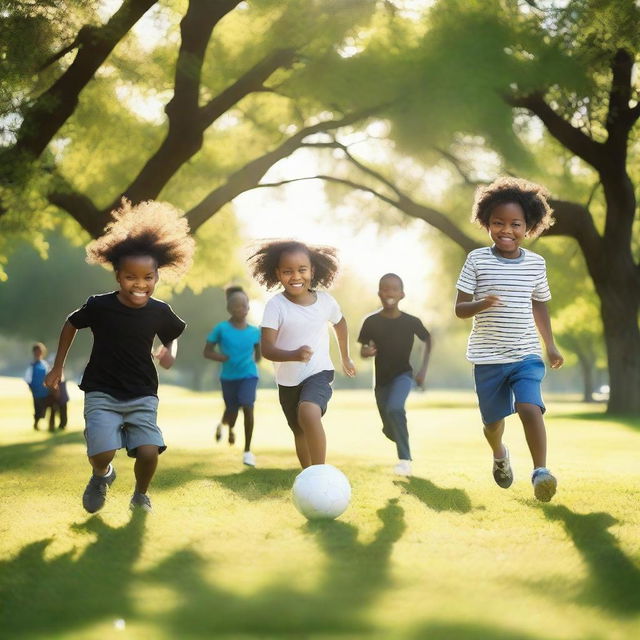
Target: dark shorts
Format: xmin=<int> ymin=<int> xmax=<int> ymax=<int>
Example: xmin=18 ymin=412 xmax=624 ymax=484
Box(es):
xmin=278 ymin=370 xmax=334 ymax=432
xmin=473 ymin=355 xmax=546 ymax=425
xmin=221 ymin=376 xmax=258 ymax=411
xmin=32 ymin=395 xmax=51 ymax=420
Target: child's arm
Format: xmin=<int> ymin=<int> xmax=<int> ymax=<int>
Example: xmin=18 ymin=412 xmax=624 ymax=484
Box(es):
xmin=45 ymin=321 xmax=78 ymax=390
xmin=254 ymin=343 xmax=262 ymax=363
xmin=261 ymin=327 xmax=313 ymax=363
xmin=532 ymin=300 xmax=564 ymax=369
xmin=333 ymin=316 xmax=356 ymax=377
xmin=415 ymin=332 xmax=432 ymax=388
xmin=154 ymin=340 xmax=178 ymax=369
xmin=455 ymin=290 xmax=501 ymax=318
xmin=203 ymin=341 xmax=228 ymax=363
xmin=360 ymin=341 xmax=377 ymax=358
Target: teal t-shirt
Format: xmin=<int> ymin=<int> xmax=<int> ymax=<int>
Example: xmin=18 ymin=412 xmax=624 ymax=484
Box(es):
xmin=206 ymin=321 xmax=260 ymax=380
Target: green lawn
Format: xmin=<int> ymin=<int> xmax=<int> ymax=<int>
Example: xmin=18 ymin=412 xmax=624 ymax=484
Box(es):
xmin=1 ymin=377 xmax=639 ymax=640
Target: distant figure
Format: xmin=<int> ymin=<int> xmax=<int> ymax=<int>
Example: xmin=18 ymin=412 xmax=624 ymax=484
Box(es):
xmin=455 ymin=177 xmax=564 ymax=502
xmin=45 ymin=200 xmax=194 ymax=514
xmin=204 ymin=286 xmax=261 ymax=467
xmin=249 ymin=240 xmax=356 ymax=469
xmin=358 ymin=274 xmax=431 ymax=477
xmin=24 ymin=342 xmax=51 ymax=431
xmin=48 ymin=377 xmax=69 ymax=430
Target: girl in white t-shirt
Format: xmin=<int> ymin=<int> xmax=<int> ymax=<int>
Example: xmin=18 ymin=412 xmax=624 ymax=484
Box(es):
xmin=249 ymin=240 xmax=356 ymax=468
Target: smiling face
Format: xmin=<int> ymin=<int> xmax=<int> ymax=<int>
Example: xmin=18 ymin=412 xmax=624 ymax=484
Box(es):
xmin=275 ymin=250 xmax=314 ymax=300
xmin=115 ymin=255 xmax=159 ymax=308
xmin=488 ymin=202 xmax=527 ymax=259
xmin=378 ymin=275 xmax=404 ymax=311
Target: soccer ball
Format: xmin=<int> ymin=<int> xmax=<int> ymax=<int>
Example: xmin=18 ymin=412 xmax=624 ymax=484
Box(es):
xmin=292 ymin=464 xmax=351 ymax=520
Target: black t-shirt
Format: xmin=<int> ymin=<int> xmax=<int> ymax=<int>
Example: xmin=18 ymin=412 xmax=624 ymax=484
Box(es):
xmin=68 ymin=292 xmax=186 ymax=400
xmin=358 ymin=311 xmax=430 ymax=387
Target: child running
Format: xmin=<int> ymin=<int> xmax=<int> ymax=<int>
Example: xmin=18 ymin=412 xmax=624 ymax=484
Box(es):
xmin=249 ymin=240 xmax=356 ymax=468
xmin=454 ymin=177 xmax=564 ymax=502
xmin=24 ymin=342 xmax=52 ymax=431
xmin=204 ymin=285 xmax=261 ymax=467
xmin=358 ymin=273 xmax=431 ymax=477
xmin=45 ymin=200 xmax=194 ymax=513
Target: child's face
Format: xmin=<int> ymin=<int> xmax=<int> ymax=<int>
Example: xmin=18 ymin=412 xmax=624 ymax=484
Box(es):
xmin=227 ymin=292 xmax=249 ymax=322
xmin=32 ymin=346 xmax=43 ymax=360
xmin=378 ymin=276 xmax=404 ymax=310
xmin=115 ymin=255 xmax=159 ymax=308
xmin=488 ymin=202 xmax=527 ymax=259
xmin=276 ymin=250 xmax=314 ymax=299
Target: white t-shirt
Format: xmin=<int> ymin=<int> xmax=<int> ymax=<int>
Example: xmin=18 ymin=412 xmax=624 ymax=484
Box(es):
xmin=456 ymin=246 xmax=551 ymax=364
xmin=261 ymin=291 xmax=343 ymax=386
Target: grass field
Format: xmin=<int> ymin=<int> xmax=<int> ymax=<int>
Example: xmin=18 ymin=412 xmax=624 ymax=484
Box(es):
xmin=1 ymin=377 xmax=639 ymax=640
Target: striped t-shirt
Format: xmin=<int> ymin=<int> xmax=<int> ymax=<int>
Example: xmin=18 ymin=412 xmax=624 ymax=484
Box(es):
xmin=456 ymin=246 xmax=551 ymax=364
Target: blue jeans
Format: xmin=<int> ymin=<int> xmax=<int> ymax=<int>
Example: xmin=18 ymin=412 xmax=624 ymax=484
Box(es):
xmin=374 ymin=372 xmax=413 ymax=460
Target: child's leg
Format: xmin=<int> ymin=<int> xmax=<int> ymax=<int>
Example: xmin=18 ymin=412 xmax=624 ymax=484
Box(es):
xmin=89 ymin=449 xmax=117 ymax=475
xmin=297 ymin=401 xmax=326 ymax=465
xmin=58 ymin=402 xmax=68 ymax=429
xmin=483 ymin=419 xmax=507 ymax=458
xmin=374 ymin=384 xmax=395 ymax=442
xmin=383 ymin=374 xmax=413 ymax=460
xmin=48 ymin=403 xmax=57 ymax=432
xmin=242 ymin=406 xmax=254 ymax=452
xmin=516 ymin=403 xmax=546 ymax=468
xmin=133 ymin=445 xmax=159 ymax=494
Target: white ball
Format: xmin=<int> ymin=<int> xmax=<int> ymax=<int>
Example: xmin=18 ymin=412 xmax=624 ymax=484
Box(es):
xmin=292 ymin=464 xmax=351 ymax=520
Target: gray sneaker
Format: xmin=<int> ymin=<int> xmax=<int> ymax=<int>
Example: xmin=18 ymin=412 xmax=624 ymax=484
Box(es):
xmin=532 ymin=467 xmax=557 ymax=502
xmin=82 ymin=466 xmax=116 ymax=513
xmin=130 ymin=492 xmax=152 ymax=513
xmin=492 ymin=447 xmax=513 ymax=488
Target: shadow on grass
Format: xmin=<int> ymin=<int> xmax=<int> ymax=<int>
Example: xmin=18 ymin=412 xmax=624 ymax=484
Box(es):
xmin=0 ymin=510 xmax=147 ymax=637
xmin=0 ymin=430 xmax=84 ymax=473
xmin=394 ymin=477 xmax=473 ymax=513
xmin=144 ymin=498 xmax=406 ymax=637
xmin=559 ymin=410 xmax=640 ymax=431
xmin=408 ymin=621 xmax=544 ymax=639
xmin=209 ymin=467 xmax=299 ymax=500
xmin=540 ymin=504 xmax=640 ymax=614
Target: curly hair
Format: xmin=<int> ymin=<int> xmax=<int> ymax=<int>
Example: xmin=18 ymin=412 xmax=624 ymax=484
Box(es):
xmin=248 ymin=240 xmax=339 ymax=290
xmin=86 ymin=199 xmax=195 ymax=280
xmin=471 ymin=177 xmax=554 ymax=238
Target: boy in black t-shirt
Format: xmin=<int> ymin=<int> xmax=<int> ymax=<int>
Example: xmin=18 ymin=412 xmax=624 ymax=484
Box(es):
xmin=358 ymin=274 xmax=431 ymax=477
xmin=46 ymin=200 xmax=194 ymax=514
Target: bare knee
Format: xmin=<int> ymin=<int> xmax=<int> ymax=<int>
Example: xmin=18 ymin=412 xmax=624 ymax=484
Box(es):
xmin=483 ymin=419 xmax=504 ymax=434
xmin=516 ymin=403 xmax=542 ymax=422
xmin=89 ymin=450 xmax=116 ymax=468
xmin=135 ymin=445 xmax=159 ymax=462
xmin=298 ymin=401 xmax=321 ymax=425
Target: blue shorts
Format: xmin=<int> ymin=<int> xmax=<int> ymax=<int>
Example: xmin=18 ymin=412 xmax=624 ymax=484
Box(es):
xmin=278 ymin=370 xmax=334 ymax=432
xmin=221 ymin=376 xmax=258 ymax=411
xmin=83 ymin=391 xmax=166 ymax=458
xmin=473 ymin=355 xmax=546 ymax=425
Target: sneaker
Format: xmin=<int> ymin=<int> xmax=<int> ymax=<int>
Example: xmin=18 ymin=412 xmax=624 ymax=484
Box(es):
xmin=393 ymin=460 xmax=412 ymax=476
xmin=228 ymin=428 xmax=235 ymax=445
xmin=215 ymin=422 xmax=223 ymax=442
xmin=532 ymin=467 xmax=557 ymax=502
xmin=82 ymin=465 xmax=116 ymax=513
xmin=492 ymin=446 xmax=514 ymax=489
xmin=243 ymin=451 xmax=256 ymax=467
xmin=129 ymin=492 xmax=152 ymax=512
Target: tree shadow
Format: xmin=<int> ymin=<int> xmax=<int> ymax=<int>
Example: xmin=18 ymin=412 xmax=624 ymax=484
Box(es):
xmin=394 ymin=477 xmax=473 ymax=513
xmin=0 ymin=431 xmax=84 ymax=474
xmin=144 ymin=498 xmax=406 ymax=637
xmin=560 ymin=411 xmax=640 ymax=432
xmin=0 ymin=510 xmax=147 ymax=637
xmin=408 ymin=621 xmax=544 ymax=639
xmin=538 ymin=504 xmax=640 ymax=614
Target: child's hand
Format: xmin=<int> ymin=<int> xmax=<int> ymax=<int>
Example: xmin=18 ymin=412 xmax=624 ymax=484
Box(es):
xmin=362 ymin=340 xmax=377 ymax=357
xmin=482 ymin=294 xmax=502 ymax=309
xmin=44 ymin=369 xmax=62 ymax=390
xmin=415 ymin=370 xmax=426 ymax=388
xmin=342 ymin=357 xmax=356 ymax=377
xmin=295 ymin=345 xmax=314 ymax=363
xmin=547 ymin=345 xmax=564 ymax=369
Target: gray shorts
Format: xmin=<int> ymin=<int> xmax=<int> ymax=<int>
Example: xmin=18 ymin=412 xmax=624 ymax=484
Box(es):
xmin=278 ymin=370 xmax=334 ymax=433
xmin=83 ymin=391 xmax=166 ymax=458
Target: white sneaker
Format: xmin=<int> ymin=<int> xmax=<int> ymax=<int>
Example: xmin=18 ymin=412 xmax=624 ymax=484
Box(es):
xmin=532 ymin=467 xmax=557 ymax=502
xmin=393 ymin=459 xmax=412 ymax=476
xmin=243 ymin=451 xmax=256 ymax=467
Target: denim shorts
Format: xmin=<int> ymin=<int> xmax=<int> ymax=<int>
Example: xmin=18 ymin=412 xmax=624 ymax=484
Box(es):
xmin=473 ymin=355 xmax=546 ymax=425
xmin=221 ymin=376 xmax=258 ymax=411
xmin=278 ymin=370 xmax=334 ymax=432
xmin=83 ymin=391 xmax=166 ymax=458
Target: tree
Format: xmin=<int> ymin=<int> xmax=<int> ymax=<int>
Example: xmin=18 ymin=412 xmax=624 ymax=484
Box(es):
xmin=254 ymin=0 xmax=640 ymax=414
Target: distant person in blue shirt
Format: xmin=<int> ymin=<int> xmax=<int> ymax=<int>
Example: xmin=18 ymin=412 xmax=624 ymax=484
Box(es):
xmin=24 ymin=342 xmax=52 ymax=431
xmin=204 ymin=286 xmax=261 ymax=466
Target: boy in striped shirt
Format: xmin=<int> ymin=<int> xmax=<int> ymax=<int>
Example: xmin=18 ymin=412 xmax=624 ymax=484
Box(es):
xmin=455 ymin=177 xmax=564 ymax=502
